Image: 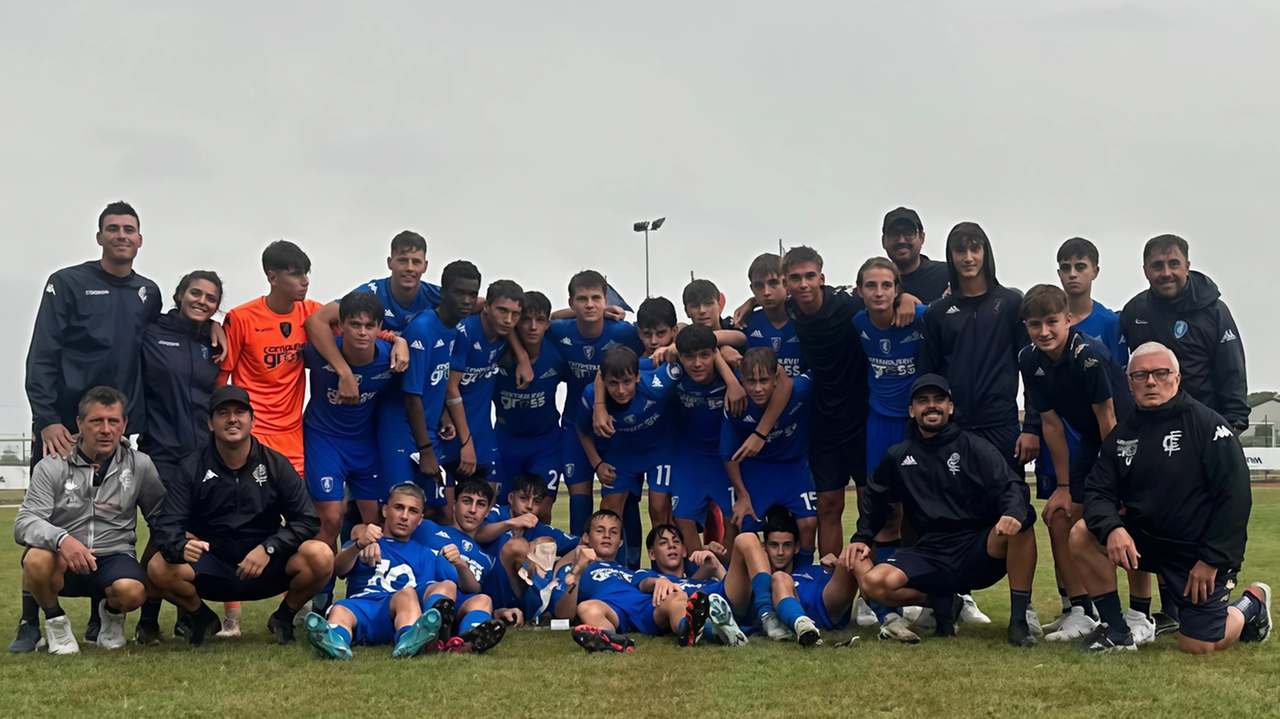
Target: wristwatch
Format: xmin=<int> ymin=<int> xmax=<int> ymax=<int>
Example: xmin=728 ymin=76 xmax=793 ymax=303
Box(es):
xmin=264 ymin=544 xmax=276 ymax=555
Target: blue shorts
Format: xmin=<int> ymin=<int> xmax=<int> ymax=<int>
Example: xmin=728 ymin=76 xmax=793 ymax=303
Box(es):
xmin=603 ymin=590 xmax=662 ymax=635
xmin=376 ymin=399 xmax=417 ymax=488
xmin=739 ymin=458 xmax=816 ymax=531
xmin=333 ymin=595 xmax=398 ymax=645
xmin=1128 ymin=524 xmax=1238 ymax=643
xmin=602 ymin=452 xmax=673 ymax=497
xmin=495 ymin=427 xmax=564 ymax=498
xmin=437 ymin=420 xmax=500 ymax=471
xmin=866 ymin=411 xmax=910 ymax=477
xmin=795 ymin=571 xmax=850 ymax=631
xmin=889 ymin=528 xmax=1008 ymax=595
xmin=305 ymin=428 xmax=381 ymax=502
xmin=561 ymin=426 xmax=594 ymax=487
xmin=671 ymin=451 xmax=732 ymax=523
xmin=1034 ymin=420 xmax=1081 ymax=500
xmin=482 ymin=564 xmax=521 ymax=610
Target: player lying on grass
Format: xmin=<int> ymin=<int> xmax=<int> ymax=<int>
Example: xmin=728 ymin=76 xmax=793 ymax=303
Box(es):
xmin=629 ymin=524 xmax=747 ymax=646
xmin=552 ymin=510 xmax=709 ymax=653
xmin=756 ymin=508 xmax=859 ymax=647
xmin=842 ymin=374 xmax=1041 ymax=648
xmin=303 ymin=483 xmax=462 ymax=659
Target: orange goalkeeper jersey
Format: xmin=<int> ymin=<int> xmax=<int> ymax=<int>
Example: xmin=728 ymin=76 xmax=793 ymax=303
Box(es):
xmin=217 ymin=296 xmax=323 ymax=435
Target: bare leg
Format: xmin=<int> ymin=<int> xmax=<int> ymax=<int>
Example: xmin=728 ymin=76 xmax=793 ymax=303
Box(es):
xmin=816 ymin=489 xmax=846 ymax=559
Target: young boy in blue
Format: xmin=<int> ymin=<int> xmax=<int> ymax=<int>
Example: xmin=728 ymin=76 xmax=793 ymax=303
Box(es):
xmin=301 ymin=483 xmax=459 ymax=659
xmin=629 ymin=524 xmax=748 ymax=647
xmin=721 ymin=253 xmax=807 ymax=378
xmin=476 ymin=474 xmax=581 ymax=617
xmin=764 ymin=509 xmax=858 ymax=647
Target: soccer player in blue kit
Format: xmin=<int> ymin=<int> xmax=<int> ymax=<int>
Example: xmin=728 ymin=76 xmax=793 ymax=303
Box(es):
xmin=723 ymin=253 xmax=807 ymax=378
xmin=759 ymin=509 xmax=860 ymax=647
xmin=302 ymin=292 xmax=398 ymax=612
xmin=303 ymin=483 xmax=461 ymax=659
xmin=720 ymin=348 xmax=817 ymax=569
xmin=547 ymin=270 xmax=644 ymax=534
xmin=492 ymin=291 xmax=565 ymax=521
xmin=629 ymin=524 xmax=748 ymax=646
xmin=438 ymin=280 xmax=525 ymax=518
xmin=402 ymin=261 xmax=480 ymax=514
xmin=853 ymin=257 xmax=927 ymax=643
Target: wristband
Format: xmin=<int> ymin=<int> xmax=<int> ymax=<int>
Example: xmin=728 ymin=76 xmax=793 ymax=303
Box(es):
xmin=752 ymin=430 xmax=768 ymax=441
xmin=417 ymin=443 xmax=432 ymax=451
xmin=461 ymin=436 xmax=472 ymax=448
xmin=1056 ymin=484 xmax=1069 ymax=488
xmin=445 ymin=397 xmax=462 ymax=406
xmin=593 ymin=460 xmax=604 ymax=473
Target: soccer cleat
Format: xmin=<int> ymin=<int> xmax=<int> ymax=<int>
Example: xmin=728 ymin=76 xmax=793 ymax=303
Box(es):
xmin=958 ymin=594 xmax=990 ymax=624
xmin=215 ymin=616 xmax=241 ymax=638
xmin=133 ymin=622 xmax=163 ymax=647
xmin=878 ymin=613 xmax=921 ymax=644
xmin=1008 ymin=621 xmax=1038 ymax=648
xmin=904 ymin=606 xmax=936 ymax=630
xmin=268 ymin=610 xmax=297 ymax=645
xmin=45 ymin=615 xmax=80 ymax=655
xmin=1080 ymin=625 xmax=1136 ymax=653
xmin=187 ymin=605 xmax=221 ymax=647
xmin=708 ymin=594 xmax=748 ymax=647
xmin=793 ymin=615 xmax=822 ymax=647
xmin=428 ymin=598 xmax=457 ymax=639
xmin=679 ymin=591 xmax=710 ymax=647
xmin=303 ymin=612 xmax=353 ymax=660
xmin=173 ymin=608 xmax=192 ymax=638
xmin=855 ymin=597 xmax=878 ymax=627
xmin=1026 ymin=608 xmax=1043 ymax=635
xmin=760 ymin=611 xmax=791 ymax=641
xmin=393 ymin=608 xmax=443 ymax=658
xmin=460 ymin=619 xmax=507 ymax=654
xmin=1041 ymin=611 xmax=1071 ymax=634
xmin=422 ymin=636 xmax=474 ymax=654
xmin=1241 ymin=582 xmax=1272 ymax=644
xmin=1124 ymin=609 xmax=1156 ymax=646
xmin=9 ymin=619 xmax=42 ymax=654
xmin=572 ymin=625 xmax=635 ymax=653
xmin=83 ymin=618 xmax=100 ymax=644
xmin=95 ymin=600 xmax=127 ymax=650
xmin=1151 ymin=611 xmax=1179 ymax=637
xmin=1044 ymin=606 xmax=1099 ymax=642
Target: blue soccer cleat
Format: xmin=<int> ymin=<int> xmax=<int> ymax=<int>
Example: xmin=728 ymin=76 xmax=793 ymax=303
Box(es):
xmin=303 ymin=612 xmax=352 ymax=660
xmin=393 ymin=608 xmax=443 ymax=658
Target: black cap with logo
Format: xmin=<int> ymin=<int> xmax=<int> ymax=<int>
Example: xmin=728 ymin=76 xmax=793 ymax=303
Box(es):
xmin=883 ymin=207 xmax=923 ymax=233
xmin=209 ymin=385 xmax=254 ymax=413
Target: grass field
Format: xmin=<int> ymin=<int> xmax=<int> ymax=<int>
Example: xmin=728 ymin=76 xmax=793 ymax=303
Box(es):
xmin=2 ymin=490 xmax=1278 ymax=718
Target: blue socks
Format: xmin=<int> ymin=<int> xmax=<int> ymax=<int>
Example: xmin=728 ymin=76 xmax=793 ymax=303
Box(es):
xmin=777 ymin=597 xmax=805 ymax=629
xmin=623 ymin=494 xmax=643 ymax=570
xmin=393 ymin=625 xmax=411 ymax=644
xmin=332 ymin=625 xmax=352 ymax=645
xmin=869 ymin=542 xmax=901 ymax=622
xmin=569 ymin=493 xmax=593 ymax=535
xmin=751 ymin=573 xmax=774 ymax=622
xmin=460 ymin=610 xmax=490 ymax=633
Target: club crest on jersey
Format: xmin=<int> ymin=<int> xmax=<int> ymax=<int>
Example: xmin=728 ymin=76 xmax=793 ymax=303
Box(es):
xmin=321 ymin=476 xmax=334 ymax=493
xmin=279 ymin=322 xmax=292 ymax=338
xmin=993 ymin=298 xmax=1003 ymax=313
xmin=565 ymin=463 xmax=575 ymax=479
xmin=201 ymin=346 xmax=210 ymax=360
xmin=118 ymin=468 xmax=133 ymax=489
xmin=624 ymin=415 xmax=636 ymax=425
xmin=463 ymin=540 xmax=474 ymax=553
xmin=772 ymin=337 xmax=782 ymax=352
xmin=947 ymin=453 xmax=961 ymax=475
xmin=45 ymin=283 xmax=55 ymax=295
xmin=879 ymin=338 xmax=891 ymax=355
xmin=1117 ymin=439 xmax=1139 ymax=466
xmin=1174 ymin=320 xmax=1188 ymax=339
xmin=1163 ymin=430 xmax=1182 ymax=456
xmin=138 ymin=286 xmax=148 ymax=303
xmin=253 ymin=464 xmax=268 ymax=485
xmin=584 ymin=346 xmax=595 ymax=360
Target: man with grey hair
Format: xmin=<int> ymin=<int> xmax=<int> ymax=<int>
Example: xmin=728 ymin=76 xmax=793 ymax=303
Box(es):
xmin=12 ymin=386 xmax=166 ymax=654
xmin=1070 ymin=342 xmax=1270 ymax=653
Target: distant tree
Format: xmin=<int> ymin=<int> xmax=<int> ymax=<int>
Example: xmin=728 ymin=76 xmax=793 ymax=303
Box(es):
xmin=1248 ymin=391 xmax=1278 ymax=408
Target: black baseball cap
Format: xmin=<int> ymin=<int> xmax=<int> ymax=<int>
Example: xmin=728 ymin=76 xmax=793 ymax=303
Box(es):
xmin=883 ymin=207 xmax=923 ymax=233
xmin=909 ymin=373 xmax=951 ymax=399
xmin=209 ymin=385 xmax=253 ymax=413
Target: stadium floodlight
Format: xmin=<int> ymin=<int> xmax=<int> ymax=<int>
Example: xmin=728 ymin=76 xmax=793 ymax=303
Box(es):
xmin=632 ymin=217 xmax=666 ymax=297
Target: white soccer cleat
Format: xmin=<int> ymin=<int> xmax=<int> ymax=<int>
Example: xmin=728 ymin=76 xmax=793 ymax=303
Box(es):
xmin=906 ymin=606 xmax=937 ymax=629
xmin=878 ymin=612 xmax=921 ymax=644
xmin=958 ymin=594 xmax=990 ymax=624
xmin=1041 ymin=611 xmax=1070 ymax=634
xmin=792 ymin=615 xmax=822 ymax=647
xmin=708 ymin=594 xmax=748 ymax=647
xmin=855 ymin=597 xmax=878 ymax=627
xmin=760 ymin=611 xmax=791 ymax=641
xmin=95 ymin=600 xmax=127 ymax=650
xmin=216 ymin=616 xmax=242 ymax=638
xmin=1044 ymin=606 xmax=1099 ymax=642
xmin=1124 ymin=608 xmax=1156 ymax=646
xmin=44 ymin=616 xmax=80 ymax=655
xmin=1026 ymin=608 xmax=1043 ymax=636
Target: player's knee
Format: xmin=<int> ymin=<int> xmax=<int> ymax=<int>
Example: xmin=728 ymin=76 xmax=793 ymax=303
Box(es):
xmin=733 ymin=532 xmax=761 ymax=551
xmin=770 ymin=571 xmax=793 ymax=596
xmin=145 ymin=553 xmax=173 ymax=585
xmin=1177 ymin=634 xmax=1217 ymax=655
xmin=299 ymin=540 xmax=336 ymax=573
xmin=430 ymin=580 xmax=458 ymax=599
xmin=501 ymin=538 xmax=531 ymax=563
xmin=816 ymin=492 xmax=844 ymax=516
xmin=860 ymin=567 xmax=893 ymax=602
xmin=21 ymin=547 xmax=61 ymax=578
xmin=110 ymin=579 xmax=148 ymax=611
xmin=461 ymin=594 xmax=493 ymax=613
xmin=1067 ymin=520 xmax=1096 ymax=556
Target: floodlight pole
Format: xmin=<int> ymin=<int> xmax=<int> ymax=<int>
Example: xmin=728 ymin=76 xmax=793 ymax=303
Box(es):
xmin=633 ymin=217 xmax=665 ymax=298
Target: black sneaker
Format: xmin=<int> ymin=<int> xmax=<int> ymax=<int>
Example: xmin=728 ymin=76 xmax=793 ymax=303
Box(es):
xmin=678 ymin=591 xmax=710 ymax=647
xmin=267 ymin=610 xmax=296 ymax=645
xmin=933 ymin=594 xmax=959 ymax=638
xmin=460 ymin=618 xmax=507 ymax=653
xmin=572 ymin=625 xmax=634 ymax=653
xmin=8 ymin=619 xmax=42 ymax=654
xmin=133 ymin=622 xmax=163 ymax=646
xmin=84 ymin=618 xmax=101 ymax=643
xmin=1240 ymin=583 xmax=1272 ymax=644
xmin=187 ymin=605 xmax=221 ymax=647
xmin=1081 ymin=625 xmax=1136 ymax=653
xmin=428 ymin=598 xmax=456 ymax=639
xmin=1151 ymin=611 xmax=1179 ymax=637
xmin=1007 ymin=622 xmax=1037 ymax=648
xmin=173 ymin=608 xmax=193 ymax=638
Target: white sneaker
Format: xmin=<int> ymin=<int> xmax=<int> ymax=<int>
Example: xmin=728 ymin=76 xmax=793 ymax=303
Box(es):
xmin=1026 ymin=608 xmax=1043 ymax=636
xmin=878 ymin=612 xmax=921 ymax=644
xmin=1125 ymin=608 xmax=1156 ymax=646
xmin=906 ymin=606 xmax=937 ymax=629
xmin=708 ymin=594 xmax=748 ymax=647
xmin=95 ymin=600 xmax=127 ymax=650
xmin=760 ymin=611 xmax=791 ymax=641
xmin=792 ymin=615 xmax=822 ymax=647
xmin=958 ymin=594 xmax=991 ymax=624
xmin=1041 ymin=611 xmax=1070 ymax=634
xmin=44 ymin=616 xmax=80 ymax=655
xmin=215 ymin=616 xmax=241 ymax=638
xmin=855 ymin=597 xmax=878 ymax=627
xmin=1044 ymin=606 xmax=1100 ymax=641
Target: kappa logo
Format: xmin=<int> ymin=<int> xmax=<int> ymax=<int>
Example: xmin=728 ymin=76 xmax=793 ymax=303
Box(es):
xmin=1034 ymin=367 xmax=1045 ymax=376
xmin=901 ymin=456 xmax=917 ymax=466
xmin=138 ymin=286 xmax=148 ymax=303
xmin=879 ymin=338 xmax=891 ymax=355
xmin=118 ymin=468 xmax=133 ymax=489
xmin=1083 ymin=357 xmax=1098 ymax=369
xmin=203 ymin=469 xmax=218 ymax=483
xmin=434 ymin=339 xmax=445 ymax=348
xmin=321 ymin=476 xmax=334 ymax=493
xmin=771 ymin=337 xmax=782 ymax=352
xmin=279 ymin=322 xmax=292 ymax=338
xmin=583 ymin=345 xmax=595 ymax=360
xmin=1117 ymin=439 xmax=1139 ymax=466
xmin=560 ymin=337 xmax=573 ymax=346
xmin=1174 ymin=320 xmax=1188 ymax=339
xmin=410 ymin=340 xmax=425 ymax=350
xmin=435 ymin=530 xmax=451 ymax=539
xmin=945 ymin=305 xmax=961 ymax=314
xmin=252 ymin=464 xmax=268 ymax=485
xmin=1221 ymin=329 xmax=1237 ymax=343
xmin=947 ymin=452 xmax=961 ymax=475
xmin=749 ymin=330 xmax=764 ymax=339
xmin=45 ymin=283 xmax=55 ymax=295
xmin=367 ymin=282 xmax=378 ymax=292
xmin=1213 ymin=425 xmax=1233 ymax=441
xmin=1163 ymin=430 xmax=1183 ymax=456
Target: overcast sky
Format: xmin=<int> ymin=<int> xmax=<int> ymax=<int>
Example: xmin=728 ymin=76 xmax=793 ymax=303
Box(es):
xmin=1 ymin=0 xmax=1277 ymax=435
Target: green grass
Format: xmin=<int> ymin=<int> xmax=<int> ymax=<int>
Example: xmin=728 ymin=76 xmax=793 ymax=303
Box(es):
xmin=2 ymin=491 xmax=1279 ymax=718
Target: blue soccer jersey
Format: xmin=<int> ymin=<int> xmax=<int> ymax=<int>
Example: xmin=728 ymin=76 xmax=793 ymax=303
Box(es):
xmin=576 ymin=561 xmax=639 ymax=604
xmin=720 ymin=373 xmax=813 ymax=463
xmin=303 ymin=339 xmax=396 ymax=437
xmin=436 ymin=315 xmax=506 ymax=466
xmin=411 ymin=520 xmax=495 ymax=586
xmin=494 ymin=339 xmax=565 ymax=437
xmin=1072 ymin=300 xmax=1128 ymax=367
xmin=577 ymin=363 xmax=682 ymax=459
xmin=630 ymin=568 xmax=720 ymax=595
xmin=348 ymin=277 xmax=441 ymax=334
xmin=400 ymin=310 xmax=458 ymax=443
xmin=481 ymin=505 xmax=581 ymax=556
xmin=674 ymin=372 xmax=729 ymax=457
xmin=853 ymin=305 xmax=927 ymax=418
xmin=742 ymin=308 xmax=806 ymax=377
xmin=547 ymin=318 xmax=643 ymax=429
xmin=341 ymin=535 xmax=459 ymax=600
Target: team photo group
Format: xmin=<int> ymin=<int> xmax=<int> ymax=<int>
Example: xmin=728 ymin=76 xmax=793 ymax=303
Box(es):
xmin=11 ymin=200 xmax=1272 ymax=662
